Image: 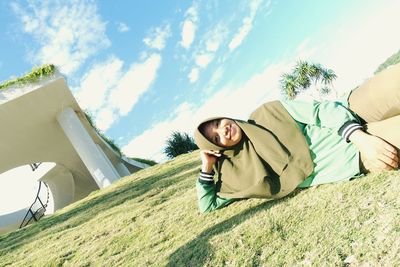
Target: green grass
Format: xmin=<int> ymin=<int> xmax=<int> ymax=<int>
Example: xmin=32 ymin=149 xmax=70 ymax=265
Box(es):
xmin=0 ymin=64 xmax=56 ymax=90
xmin=1 ymin=151 xmax=399 ymax=266
xmin=2 ymin=53 xmax=400 ymax=266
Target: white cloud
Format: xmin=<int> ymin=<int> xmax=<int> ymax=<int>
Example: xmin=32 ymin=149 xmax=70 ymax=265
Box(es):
xmin=204 ymin=66 xmax=224 ymax=93
xmin=72 ymin=17 xmax=169 ymax=132
xmin=111 ymin=53 xmax=162 ymax=116
xmin=117 ymin=22 xmax=130 ymax=33
xmin=75 ymin=53 xmax=162 ymax=131
xmin=181 ymin=21 xmax=195 ymax=48
xmin=96 ymin=108 xmax=117 ymax=132
xmin=195 ymin=53 xmax=214 ymax=68
xmin=75 ymin=57 xmax=123 ymax=112
xmin=122 ymin=60 xmax=290 ymax=162
xmin=206 ymin=41 xmax=219 ymax=53
xmin=205 ymin=24 xmax=228 ymax=52
xmin=11 ymin=0 xmax=110 ymax=75
xmin=193 ymin=62 xmax=288 ymax=121
xmin=185 ymin=23 xmax=228 ymax=83
xmin=143 ymin=24 xmax=172 ymax=50
xmin=188 ymin=68 xmax=199 ymax=83
xmin=122 ymin=102 xmax=198 ymax=161
xmin=228 ymin=0 xmax=262 ymax=52
xmin=313 ymin=0 xmax=400 ymax=97
xmin=180 ymin=4 xmax=198 ymax=49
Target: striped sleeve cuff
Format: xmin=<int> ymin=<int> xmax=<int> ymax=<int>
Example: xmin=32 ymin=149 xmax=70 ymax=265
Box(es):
xmin=198 ymin=171 xmax=215 ymax=185
xmin=338 ymin=121 xmax=364 ymax=143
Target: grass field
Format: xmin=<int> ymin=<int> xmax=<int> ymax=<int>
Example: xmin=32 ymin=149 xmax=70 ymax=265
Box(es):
xmin=1 ymin=151 xmax=399 ymax=266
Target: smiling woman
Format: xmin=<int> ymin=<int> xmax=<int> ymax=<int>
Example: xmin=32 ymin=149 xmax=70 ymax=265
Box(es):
xmin=193 ymin=63 xmax=400 ymax=213
xmin=199 ymin=118 xmax=243 ymax=147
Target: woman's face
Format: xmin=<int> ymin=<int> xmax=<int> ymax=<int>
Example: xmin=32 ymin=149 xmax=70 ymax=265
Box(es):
xmin=201 ymin=118 xmax=243 ymax=148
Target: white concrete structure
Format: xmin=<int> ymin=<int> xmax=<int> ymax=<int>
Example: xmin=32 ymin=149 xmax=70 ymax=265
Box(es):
xmin=0 ymin=74 xmax=148 ymax=234
xmin=57 ymin=107 xmax=120 ymax=188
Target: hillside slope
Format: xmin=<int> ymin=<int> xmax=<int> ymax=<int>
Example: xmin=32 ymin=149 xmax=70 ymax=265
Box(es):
xmin=1 ymin=151 xmax=400 ymax=266
xmin=375 ymin=49 xmax=400 ymax=74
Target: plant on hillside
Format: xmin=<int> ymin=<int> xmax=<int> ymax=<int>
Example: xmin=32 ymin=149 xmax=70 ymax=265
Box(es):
xmin=280 ymin=60 xmax=337 ymax=100
xmin=130 ymin=157 xmax=158 ymax=166
xmin=164 ymin=131 xmax=198 ymax=159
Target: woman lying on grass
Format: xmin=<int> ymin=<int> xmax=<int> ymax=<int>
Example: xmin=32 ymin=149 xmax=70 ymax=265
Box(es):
xmin=194 ymin=63 xmax=400 ymax=213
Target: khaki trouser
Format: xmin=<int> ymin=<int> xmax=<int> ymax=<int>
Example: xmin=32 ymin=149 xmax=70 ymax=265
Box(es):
xmin=348 ymin=63 xmax=400 ymax=150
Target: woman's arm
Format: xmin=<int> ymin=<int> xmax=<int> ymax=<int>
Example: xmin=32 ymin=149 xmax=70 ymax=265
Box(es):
xmin=196 ymin=177 xmax=235 ymax=213
xmin=281 ymin=99 xmax=367 ymax=143
xmin=196 ymin=150 xmax=235 ymax=213
xmin=281 ymin=100 xmax=398 ymax=172
xmin=349 ymin=129 xmax=398 ymax=172
xmin=280 ymin=100 xmax=361 ymax=131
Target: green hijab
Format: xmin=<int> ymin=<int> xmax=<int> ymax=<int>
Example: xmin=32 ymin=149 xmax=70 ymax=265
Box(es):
xmin=194 ymin=101 xmax=314 ymax=199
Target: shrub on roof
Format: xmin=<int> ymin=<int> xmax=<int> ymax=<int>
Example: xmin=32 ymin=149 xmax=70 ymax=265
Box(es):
xmin=0 ymin=64 xmax=56 ymax=90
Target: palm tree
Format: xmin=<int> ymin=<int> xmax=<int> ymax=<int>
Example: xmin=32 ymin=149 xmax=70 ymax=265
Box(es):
xmin=321 ymin=68 xmax=337 ymax=86
xmin=280 ymin=73 xmax=298 ymax=99
xmin=294 ymin=61 xmax=312 ymax=89
xmin=309 ymin=63 xmax=323 ymax=85
xmin=280 ymin=60 xmax=337 ymax=100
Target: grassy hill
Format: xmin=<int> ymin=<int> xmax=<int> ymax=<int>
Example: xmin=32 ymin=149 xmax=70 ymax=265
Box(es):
xmin=1 ymin=151 xmax=400 ymax=266
xmin=375 ymin=49 xmax=400 ymax=74
xmin=2 ymin=53 xmax=400 ymax=266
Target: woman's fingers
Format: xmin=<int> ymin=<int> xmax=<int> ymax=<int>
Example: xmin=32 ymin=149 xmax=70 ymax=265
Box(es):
xmin=368 ymin=159 xmax=392 ymax=172
xmin=204 ymin=150 xmax=221 ymax=157
xmin=383 ymin=142 xmax=398 ymax=156
xmin=378 ymin=153 xmax=399 ymax=169
xmin=380 ymin=142 xmax=399 ymax=168
xmin=370 ymin=138 xmax=399 ymax=170
xmin=200 ymin=150 xmax=222 ymax=172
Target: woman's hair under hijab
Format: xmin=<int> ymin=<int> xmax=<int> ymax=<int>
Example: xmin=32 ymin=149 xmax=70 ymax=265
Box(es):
xmin=198 ymin=120 xmax=215 ymax=144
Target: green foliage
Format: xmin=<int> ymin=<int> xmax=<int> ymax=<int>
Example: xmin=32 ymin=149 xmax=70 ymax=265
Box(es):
xmin=280 ymin=73 xmax=297 ymax=99
xmin=164 ymin=131 xmax=198 ymax=159
xmin=0 ymin=64 xmax=56 ymax=90
xmin=280 ymin=60 xmax=337 ymax=100
xmin=375 ymin=49 xmax=400 ymax=74
xmin=84 ymin=111 xmax=122 ymax=156
xmin=130 ymin=157 xmax=158 ymax=166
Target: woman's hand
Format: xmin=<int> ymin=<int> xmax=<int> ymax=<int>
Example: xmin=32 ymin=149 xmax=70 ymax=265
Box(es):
xmin=349 ymin=129 xmax=399 ymax=172
xmin=200 ymin=150 xmax=222 ymax=173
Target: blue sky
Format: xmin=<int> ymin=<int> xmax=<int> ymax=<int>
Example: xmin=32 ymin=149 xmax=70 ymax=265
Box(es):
xmin=1 ymin=0 xmax=400 ymax=162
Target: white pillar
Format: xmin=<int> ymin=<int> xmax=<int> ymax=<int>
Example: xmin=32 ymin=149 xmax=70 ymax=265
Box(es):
xmin=95 ymin=144 xmax=121 ymax=179
xmin=115 ymin=162 xmax=131 ymax=177
xmin=57 ymin=107 xmax=119 ymax=188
